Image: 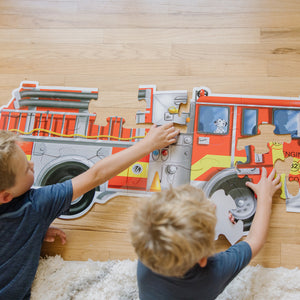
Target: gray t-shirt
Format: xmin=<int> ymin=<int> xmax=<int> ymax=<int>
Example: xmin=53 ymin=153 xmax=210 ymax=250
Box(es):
xmin=137 ymin=241 xmax=252 ymax=300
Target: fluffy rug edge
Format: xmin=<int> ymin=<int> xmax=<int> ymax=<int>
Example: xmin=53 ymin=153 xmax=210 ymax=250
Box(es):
xmin=31 ymin=256 xmax=300 ymax=300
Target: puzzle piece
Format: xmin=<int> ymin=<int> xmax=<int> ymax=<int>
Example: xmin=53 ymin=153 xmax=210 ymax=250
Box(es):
xmin=237 ymin=124 xmax=291 ymax=154
xmin=210 ymin=190 xmax=244 ymax=245
xmin=136 ymin=85 xmax=190 ymax=126
xmin=274 ymin=156 xmax=299 ymax=197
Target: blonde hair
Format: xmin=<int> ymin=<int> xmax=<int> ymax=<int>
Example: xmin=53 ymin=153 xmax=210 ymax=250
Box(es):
xmin=130 ymin=184 xmax=217 ymax=277
xmin=0 ymin=130 xmax=19 ymax=191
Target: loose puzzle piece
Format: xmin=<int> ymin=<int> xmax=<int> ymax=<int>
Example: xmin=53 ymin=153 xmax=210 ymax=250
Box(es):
xmin=210 ymin=190 xmax=244 ymax=245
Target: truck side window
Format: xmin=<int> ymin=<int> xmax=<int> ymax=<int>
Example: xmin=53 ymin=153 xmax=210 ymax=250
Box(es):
xmin=198 ymin=106 xmax=229 ymax=134
xmin=242 ymin=109 xmax=257 ymax=136
xmin=273 ymin=109 xmax=300 ymax=138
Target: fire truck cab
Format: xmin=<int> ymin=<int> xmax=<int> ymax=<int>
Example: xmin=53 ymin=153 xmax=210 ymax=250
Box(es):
xmin=190 ymin=87 xmax=300 ymax=230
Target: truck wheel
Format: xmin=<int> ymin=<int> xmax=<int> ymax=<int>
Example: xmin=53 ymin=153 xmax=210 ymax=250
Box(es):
xmin=203 ymin=169 xmax=256 ymax=232
xmin=40 ymin=161 xmax=96 ymax=218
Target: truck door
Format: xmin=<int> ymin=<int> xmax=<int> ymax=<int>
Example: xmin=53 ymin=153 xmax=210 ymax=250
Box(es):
xmin=191 ymin=103 xmax=234 ymax=183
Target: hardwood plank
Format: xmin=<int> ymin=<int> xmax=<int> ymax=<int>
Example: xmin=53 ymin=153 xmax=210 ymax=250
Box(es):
xmin=250 ymin=242 xmax=281 ymax=268
xmin=168 ymin=0 xmax=300 ymax=13
xmin=1 ymin=13 xmax=300 ymax=29
xmin=0 ymin=59 xmax=227 ymax=77
xmin=51 ymin=197 xmax=139 ymax=233
xmin=281 ymin=244 xmax=300 ymax=268
xmin=41 ymin=229 xmax=137 ymax=261
xmin=0 ymin=43 xmax=172 ymax=60
xmin=0 ymin=29 xmax=104 ymax=43
xmin=103 ymin=28 xmax=260 ymax=44
xmin=0 ymin=28 xmax=260 ymax=45
xmin=78 ymin=0 xmax=169 ymax=14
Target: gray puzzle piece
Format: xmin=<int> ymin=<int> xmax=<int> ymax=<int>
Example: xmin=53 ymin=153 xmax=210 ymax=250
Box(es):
xmin=136 ymin=85 xmax=189 ymax=125
xmin=210 ymin=190 xmax=244 ymax=245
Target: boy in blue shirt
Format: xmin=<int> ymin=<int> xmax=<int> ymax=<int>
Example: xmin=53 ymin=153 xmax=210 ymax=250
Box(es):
xmin=0 ymin=123 xmax=179 ymax=300
xmin=130 ymin=168 xmax=281 ymax=300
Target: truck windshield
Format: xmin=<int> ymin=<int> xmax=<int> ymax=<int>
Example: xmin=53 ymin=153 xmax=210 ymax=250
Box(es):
xmin=242 ymin=109 xmax=258 ymax=136
xmin=273 ymin=109 xmax=300 ymax=138
xmin=198 ymin=106 xmax=229 ymax=135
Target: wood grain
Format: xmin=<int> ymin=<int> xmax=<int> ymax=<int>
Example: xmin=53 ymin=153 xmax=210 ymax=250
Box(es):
xmin=1 ymin=0 xmax=300 ymax=268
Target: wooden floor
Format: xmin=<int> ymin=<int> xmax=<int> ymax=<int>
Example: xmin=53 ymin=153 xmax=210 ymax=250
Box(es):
xmin=1 ymin=0 xmax=300 ymax=268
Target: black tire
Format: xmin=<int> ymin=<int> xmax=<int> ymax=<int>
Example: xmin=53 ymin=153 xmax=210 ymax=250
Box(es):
xmin=40 ymin=161 xmax=96 ymax=218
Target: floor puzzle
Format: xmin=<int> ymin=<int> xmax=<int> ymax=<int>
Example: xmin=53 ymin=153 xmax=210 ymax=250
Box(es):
xmin=1 ymin=81 xmax=300 ymax=244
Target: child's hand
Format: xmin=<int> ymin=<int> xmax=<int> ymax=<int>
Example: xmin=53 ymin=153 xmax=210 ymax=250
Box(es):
xmin=143 ymin=123 xmax=180 ymax=151
xmin=246 ymin=167 xmax=281 ymax=200
xmin=43 ymin=226 xmax=67 ymax=245
xmin=228 ymin=211 xmax=236 ymax=224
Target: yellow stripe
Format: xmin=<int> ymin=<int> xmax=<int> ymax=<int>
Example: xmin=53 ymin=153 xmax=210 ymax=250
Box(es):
xmin=9 ymin=128 xmax=145 ymax=141
xmin=191 ymin=154 xmax=247 ymax=181
xmin=26 ymin=155 xmax=31 ymax=161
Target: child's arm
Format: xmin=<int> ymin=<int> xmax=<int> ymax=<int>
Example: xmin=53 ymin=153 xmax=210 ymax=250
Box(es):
xmin=244 ymin=167 xmax=281 ymax=258
xmin=71 ymin=123 xmax=179 ymax=201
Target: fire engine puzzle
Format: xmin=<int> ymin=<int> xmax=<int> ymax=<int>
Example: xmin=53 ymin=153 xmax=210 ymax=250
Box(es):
xmin=1 ymin=81 xmax=300 ymax=244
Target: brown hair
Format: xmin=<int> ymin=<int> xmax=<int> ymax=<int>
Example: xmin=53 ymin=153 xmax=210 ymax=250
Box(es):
xmin=0 ymin=130 xmax=19 ymax=191
xmin=130 ymin=184 xmax=217 ymax=277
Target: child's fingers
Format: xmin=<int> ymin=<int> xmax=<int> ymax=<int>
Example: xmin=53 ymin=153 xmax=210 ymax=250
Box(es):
xmin=165 ymin=125 xmax=177 ymax=136
xmin=274 ymin=178 xmax=282 ymax=189
xmin=49 ymin=227 xmax=67 ymax=244
xmin=168 ymin=129 xmax=180 ymax=139
xmin=56 ymin=230 xmax=67 ymax=244
xmin=228 ymin=211 xmax=236 ymax=224
xmin=261 ymin=167 xmax=267 ymax=178
xmin=163 ymin=122 xmax=174 ymax=129
xmin=267 ymin=168 xmax=276 ymax=180
xmin=273 ymin=173 xmax=281 ymax=184
xmin=166 ymin=124 xmax=175 ymax=131
xmin=44 ymin=236 xmax=55 ymax=242
xmin=159 ymin=122 xmax=173 ymax=132
xmin=59 ymin=235 xmax=67 ymax=245
xmin=245 ymin=180 xmax=255 ymax=191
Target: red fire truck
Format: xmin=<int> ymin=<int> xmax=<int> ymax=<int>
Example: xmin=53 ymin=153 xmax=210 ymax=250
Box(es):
xmin=1 ymin=81 xmax=300 ymax=233
xmin=0 ymin=81 xmax=151 ymax=219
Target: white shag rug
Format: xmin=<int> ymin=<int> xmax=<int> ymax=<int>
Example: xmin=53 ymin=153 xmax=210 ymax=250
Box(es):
xmin=32 ymin=256 xmax=300 ymax=300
